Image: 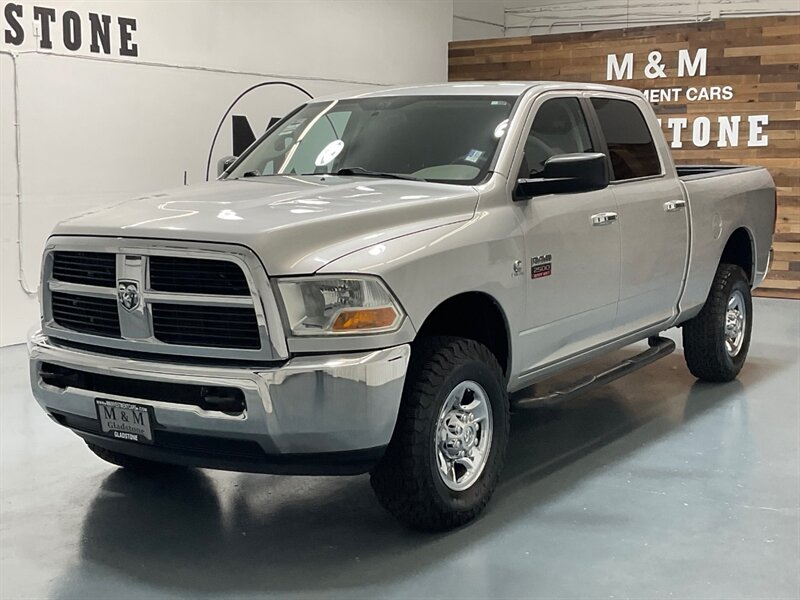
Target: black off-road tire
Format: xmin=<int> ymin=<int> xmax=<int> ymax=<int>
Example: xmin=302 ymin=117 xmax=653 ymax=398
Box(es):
xmin=86 ymin=442 xmax=184 ymax=474
xmin=682 ymin=263 xmax=753 ymax=382
xmin=370 ymin=336 xmax=509 ymax=531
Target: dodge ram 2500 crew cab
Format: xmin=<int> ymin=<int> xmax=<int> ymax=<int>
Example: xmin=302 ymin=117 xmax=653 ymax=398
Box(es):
xmin=29 ymin=82 xmax=776 ymax=530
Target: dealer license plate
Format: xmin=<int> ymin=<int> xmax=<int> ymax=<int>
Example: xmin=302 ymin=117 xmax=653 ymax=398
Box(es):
xmin=95 ymin=399 xmax=153 ymax=444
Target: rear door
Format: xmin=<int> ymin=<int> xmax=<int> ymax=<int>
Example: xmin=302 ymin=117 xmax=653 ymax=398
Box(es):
xmin=587 ymin=95 xmax=690 ymax=333
xmin=512 ymin=94 xmax=622 ymax=374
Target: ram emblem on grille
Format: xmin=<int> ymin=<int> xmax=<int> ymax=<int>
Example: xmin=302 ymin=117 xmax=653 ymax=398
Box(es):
xmin=117 ymin=280 xmax=140 ymax=311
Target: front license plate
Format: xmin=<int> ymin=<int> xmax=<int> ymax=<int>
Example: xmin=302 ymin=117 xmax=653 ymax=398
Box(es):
xmin=95 ymin=399 xmax=153 ymax=444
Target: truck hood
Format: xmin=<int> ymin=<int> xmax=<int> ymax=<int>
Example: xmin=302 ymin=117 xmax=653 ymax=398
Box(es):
xmin=53 ymin=176 xmax=479 ymax=275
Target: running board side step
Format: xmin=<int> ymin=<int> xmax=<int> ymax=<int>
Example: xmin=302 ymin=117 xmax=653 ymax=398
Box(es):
xmin=513 ymin=336 xmax=676 ymax=408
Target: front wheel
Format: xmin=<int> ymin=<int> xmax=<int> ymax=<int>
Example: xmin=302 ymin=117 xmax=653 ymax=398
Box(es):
xmin=682 ymin=263 xmax=753 ymax=382
xmin=370 ymin=336 xmax=509 ymax=531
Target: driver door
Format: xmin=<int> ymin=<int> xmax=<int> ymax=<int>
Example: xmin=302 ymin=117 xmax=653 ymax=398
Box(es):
xmin=513 ymin=95 xmax=622 ymax=375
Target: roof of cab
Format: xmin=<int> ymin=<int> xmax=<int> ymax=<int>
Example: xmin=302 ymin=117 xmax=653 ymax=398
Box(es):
xmin=313 ymin=81 xmax=645 ymax=102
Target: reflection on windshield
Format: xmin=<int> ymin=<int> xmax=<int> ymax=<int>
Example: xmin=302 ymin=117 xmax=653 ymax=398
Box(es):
xmin=315 ymin=140 xmax=345 ymax=167
xmin=227 ymin=95 xmax=516 ymax=185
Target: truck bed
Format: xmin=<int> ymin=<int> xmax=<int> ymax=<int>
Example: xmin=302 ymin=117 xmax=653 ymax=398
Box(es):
xmin=676 ymin=164 xmax=762 ymax=180
xmin=676 ymin=163 xmax=775 ymax=320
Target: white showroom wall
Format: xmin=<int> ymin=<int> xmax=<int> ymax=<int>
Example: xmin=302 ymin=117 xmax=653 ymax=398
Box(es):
xmin=453 ymin=0 xmax=799 ymax=39
xmin=0 ymin=0 xmax=454 ymax=346
xmin=503 ymin=0 xmax=799 ymax=35
xmin=453 ymin=0 xmax=504 ymax=41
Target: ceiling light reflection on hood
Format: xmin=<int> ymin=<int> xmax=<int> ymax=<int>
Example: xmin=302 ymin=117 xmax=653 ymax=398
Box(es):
xmin=217 ymin=209 xmax=243 ymax=221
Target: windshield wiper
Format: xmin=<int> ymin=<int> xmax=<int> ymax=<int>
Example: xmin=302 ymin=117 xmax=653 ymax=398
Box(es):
xmin=335 ymin=167 xmax=423 ymax=181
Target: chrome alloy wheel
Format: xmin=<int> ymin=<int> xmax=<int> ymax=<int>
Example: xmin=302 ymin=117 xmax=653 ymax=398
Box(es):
xmin=725 ymin=289 xmax=747 ymax=357
xmin=435 ymin=380 xmax=493 ymax=491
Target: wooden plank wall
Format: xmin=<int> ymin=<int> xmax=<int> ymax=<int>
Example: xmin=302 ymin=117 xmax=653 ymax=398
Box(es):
xmin=449 ymin=16 xmax=800 ymax=299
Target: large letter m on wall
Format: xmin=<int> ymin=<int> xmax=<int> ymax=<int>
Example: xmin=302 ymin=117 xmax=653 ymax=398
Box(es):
xmin=607 ymin=52 xmax=633 ymax=81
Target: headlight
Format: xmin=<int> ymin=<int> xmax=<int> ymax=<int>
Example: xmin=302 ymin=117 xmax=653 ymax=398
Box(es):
xmin=276 ymin=276 xmax=404 ymax=336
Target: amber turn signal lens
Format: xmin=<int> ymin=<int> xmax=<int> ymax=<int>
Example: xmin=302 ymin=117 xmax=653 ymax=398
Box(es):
xmin=332 ymin=307 xmax=398 ymax=332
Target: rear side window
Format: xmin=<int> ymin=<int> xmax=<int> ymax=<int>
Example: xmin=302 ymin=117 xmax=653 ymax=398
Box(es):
xmin=590 ymin=98 xmax=661 ymax=181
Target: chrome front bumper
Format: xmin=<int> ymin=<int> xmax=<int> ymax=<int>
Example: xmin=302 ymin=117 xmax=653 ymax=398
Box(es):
xmin=28 ymin=331 xmax=410 ymax=474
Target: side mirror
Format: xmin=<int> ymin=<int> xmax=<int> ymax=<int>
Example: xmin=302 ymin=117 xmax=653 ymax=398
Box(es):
xmin=515 ymin=152 xmax=609 ymax=199
xmin=217 ymin=155 xmax=237 ymax=177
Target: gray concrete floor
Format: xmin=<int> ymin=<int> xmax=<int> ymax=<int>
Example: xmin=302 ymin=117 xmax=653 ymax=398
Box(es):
xmin=1 ymin=298 xmax=798 ymax=600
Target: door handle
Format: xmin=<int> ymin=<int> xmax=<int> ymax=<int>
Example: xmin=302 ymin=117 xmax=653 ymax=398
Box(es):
xmin=664 ymin=199 xmax=687 ymax=212
xmin=591 ymin=212 xmax=618 ymax=226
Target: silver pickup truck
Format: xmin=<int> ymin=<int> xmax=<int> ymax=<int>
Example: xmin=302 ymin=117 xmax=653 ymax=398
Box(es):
xmin=29 ymin=82 xmax=775 ymax=531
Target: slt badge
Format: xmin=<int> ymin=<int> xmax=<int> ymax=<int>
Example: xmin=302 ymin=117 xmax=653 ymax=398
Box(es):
xmin=117 ymin=280 xmax=140 ymax=311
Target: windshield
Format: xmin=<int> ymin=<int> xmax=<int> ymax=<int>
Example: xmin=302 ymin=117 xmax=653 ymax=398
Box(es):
xmin=227 ymin=95 xmax=516 ymax=184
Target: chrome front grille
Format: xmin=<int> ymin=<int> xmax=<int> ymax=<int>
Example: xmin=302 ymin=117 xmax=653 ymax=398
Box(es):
xmin=52 ymin=251 xmax=116 ymax=286
xmin=42 ymin=238 xmax=286 ymax=361
xmin=149 ymin=256 xmax=251 ymax=296
xmin=151 ymin=303 xmax=261 ymax=349
xmin=51 ymin=291 xmax=121 ymax=338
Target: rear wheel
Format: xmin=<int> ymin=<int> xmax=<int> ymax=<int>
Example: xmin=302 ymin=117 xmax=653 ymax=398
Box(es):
xmin=370 ymin=336 xmax=509 ymax=531
xmin=682 ymin=263 xmax=753 ymax=382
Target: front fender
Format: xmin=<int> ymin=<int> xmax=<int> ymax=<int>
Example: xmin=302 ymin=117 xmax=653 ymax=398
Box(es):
xmin=318 ymin=210 xmax=527 ymax=374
